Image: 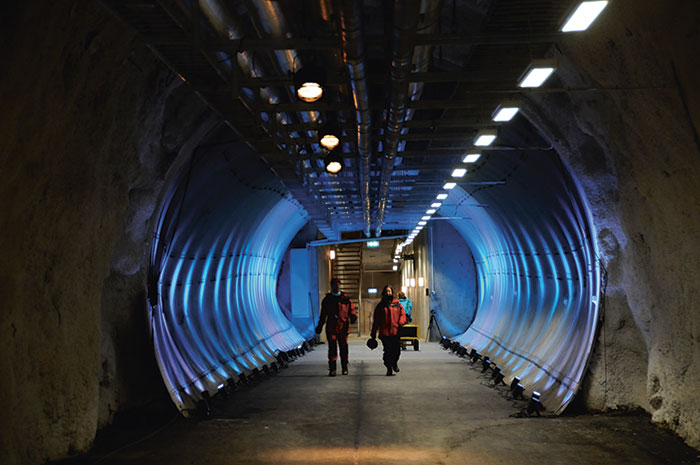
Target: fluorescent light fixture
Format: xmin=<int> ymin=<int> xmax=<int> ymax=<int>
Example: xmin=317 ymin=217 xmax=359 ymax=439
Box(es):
xmin=463 ymin=152 xmax=481 ymax=163
xmin=436 ymin=193 xmax=448 ymax=200
xmin=418 ymin=277 xmax=425 ymax=287
xmin=410 ymin=278 xmax=416 ymax=287
xmin=561 ymin=1 xmax=608 ymax=32
xmin=405 ymin=278 xmax=410 ymax=287
xmin=474 ymin=129 xmax=497 ymax=146
xmin=443 ymin=182 xmax=457 ymax=189
xmin=426 ymin=209 xmax=436 ymax=214
xmin=451 ymin=168 xmax=467 ymax=178
xmin=431 ymin=202 xmax=442 ymax=208
xmin=492 ymin=102 xmax=520 ymax=122
xmin=368 ymin=288 xmax=378 ymax=294
xmin=518 ymin=59 xmax=556 ymax=88
xmin=367 ymin=240 xmax=380 ymax=247
xmin=421 ymin=215 xmax=431 ymax=221
xmin=329 ymin=250 xmax=336 ymax=260
xmin=418 ymin=221 xmax=427 ymax=225
xmin=392 ymin=265 xmax=398 ymax=271
xmin=401 ymin=285 xmax=407 ymax=293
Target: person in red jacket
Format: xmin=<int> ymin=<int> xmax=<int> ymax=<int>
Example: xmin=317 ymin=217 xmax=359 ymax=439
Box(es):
xmin=316 ymin=278 xmax=358 ymax=376
xmin=370 ymin=284 xmax=407 ymax=376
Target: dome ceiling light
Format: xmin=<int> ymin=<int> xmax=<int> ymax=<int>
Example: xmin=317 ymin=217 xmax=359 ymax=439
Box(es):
xmin=324 ymin=148 xmax=344 ymax=174
xmin=293 ymin=65 xmax=326 ymax=102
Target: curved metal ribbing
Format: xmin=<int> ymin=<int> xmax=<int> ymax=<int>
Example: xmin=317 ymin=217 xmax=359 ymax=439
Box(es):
xmin=338 ymin=0 xmax=372 ymax=237
xmin=441 ymin=152 xmax=601 ymax=414
xmin=149 ymin=141 xmax=312 ymax=414
xmin=375 ymin=0 xmax=421 ymax=237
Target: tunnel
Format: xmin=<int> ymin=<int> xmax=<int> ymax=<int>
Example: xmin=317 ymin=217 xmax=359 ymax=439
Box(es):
xmin=1 ymin=1 xmax=699 ymax=464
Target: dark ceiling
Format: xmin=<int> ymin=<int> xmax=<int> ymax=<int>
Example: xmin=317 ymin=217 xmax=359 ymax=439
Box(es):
xmin=102 ymin=0 xmax=583 ymax=241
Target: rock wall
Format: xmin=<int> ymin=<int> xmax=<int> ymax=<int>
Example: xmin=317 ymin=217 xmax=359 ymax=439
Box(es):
xmin=0 ymin=2 xmax=216 ymax=464
xmin=525 ymin=0 xmax=700 ymax=448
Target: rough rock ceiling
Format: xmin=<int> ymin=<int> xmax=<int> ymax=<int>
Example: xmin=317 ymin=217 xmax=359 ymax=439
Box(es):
xmin=103 ymin=0 xmax=584 ymax=240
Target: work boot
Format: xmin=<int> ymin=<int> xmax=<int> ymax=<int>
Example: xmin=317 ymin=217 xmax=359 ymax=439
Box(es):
xmin=341 ymin=364 xmax=348 ymax=375
xmin=385 ymin=366 xmax=393 ymax=376
xmin=393 ymin=363 xmax=400 ymax=373
xmin=329 ymin=360 xmax=337 ymax=377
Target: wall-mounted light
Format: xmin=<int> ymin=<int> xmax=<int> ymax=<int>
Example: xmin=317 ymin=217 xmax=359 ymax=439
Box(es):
xmin=491 ymin=100 xmax=521 ymax=122
xmin=426 ymin=209 xmax=436 ymax=214
xmin=410 ymin=278 xmax=416 ymax=287
xmin=392 ymin=265 xmax=398 ymax=271
xmin=367 ymin=240 xmax=380 ymax=248
xmin=436 ymin=193 xmax=448 ymax=200
xmin=474 ymin=129 xmax=497 ymax=147
xmin=418 ymin=277 xmax=424 ymax=287
xmin=561 ymin=1 xmax=608 ymax=32
xmin=421 ymin=215 xmax=431 ymax=221
xmin=418 ymin=221 xmax=427 ymax=226
xmin=431 ymin=202 xmax=442 ymax=208
xmin=518 ymin=59 xmax=556 ymax=88
xmin=329 ymin=249 xmax=336 ymax=260
xmin=324 ymin=148 xmax=343 ymax=174
xmin=294 ymin=65 xmax=326 ymax=102
xmin=401 ymin=285 xmax=407 ymax=293
xmin=463 ymin=151 xmax=481 ymax=163
xmin=368 ymin=288 xmax=378 ymax=294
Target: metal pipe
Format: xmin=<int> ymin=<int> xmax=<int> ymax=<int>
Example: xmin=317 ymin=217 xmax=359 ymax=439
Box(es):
xmin=338 ymin=0 xmax=372 ymax=238
xmin=307 ymin=234 xmax=407 ymax=247
xmin=374 ymin=0 xmax=422 ymax=237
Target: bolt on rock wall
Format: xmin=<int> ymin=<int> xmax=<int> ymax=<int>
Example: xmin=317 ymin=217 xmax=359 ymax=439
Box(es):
xmin=0 ymin=1 xmax=216 ymax=464
xmin=525 ymin=0 xmax=700 ymax=448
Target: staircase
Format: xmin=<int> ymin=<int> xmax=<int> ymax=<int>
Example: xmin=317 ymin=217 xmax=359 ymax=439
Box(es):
xmin=332 ymin=243 xmax=362 ymax=335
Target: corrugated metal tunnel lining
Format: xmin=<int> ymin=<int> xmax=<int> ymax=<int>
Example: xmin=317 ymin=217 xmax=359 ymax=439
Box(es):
xmin=149 ymin=139 xmax=315 ymax=414
xmin=437 ymin=146 xmax=600 ymax=414
xmin=149 ymin=121 xmax=599 ymax=416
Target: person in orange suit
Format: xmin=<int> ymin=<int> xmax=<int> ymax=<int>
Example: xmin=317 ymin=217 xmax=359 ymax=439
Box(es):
xmin=370 ymin=285 xmax=407 ymax=376
xmin=316 ymin=278 xmax=357 ymax=376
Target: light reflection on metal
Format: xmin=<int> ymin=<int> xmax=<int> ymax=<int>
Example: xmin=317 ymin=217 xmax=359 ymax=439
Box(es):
xmin=150 ymin=142 xmax=312 ymax=414
xmin=445 ymin=162 xmax=600 ymax=414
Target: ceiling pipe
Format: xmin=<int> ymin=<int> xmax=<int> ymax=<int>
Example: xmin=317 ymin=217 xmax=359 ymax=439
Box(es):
xmin=374 ymin=0 xmax=422 ymax=237
xmin=198 ymin=0 xmax=336 ymax=238
xmin=406 ymin=0 xmax=444 ymax=120
xmin=338 ymin=0 xmax=372 ymax=238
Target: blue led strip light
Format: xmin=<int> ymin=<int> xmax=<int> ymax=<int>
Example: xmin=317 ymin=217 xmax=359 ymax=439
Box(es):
xmin=149 ymin=142 xmax=313 ymax=414
xmin=447 ymin=153 xmax=600 ymax=415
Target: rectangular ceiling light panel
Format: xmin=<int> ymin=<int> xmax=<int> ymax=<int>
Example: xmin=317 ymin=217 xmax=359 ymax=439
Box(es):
xmin=562 ymin=1 xmax=608 ymax=32
xmin=518 ymin=60 xmax=557 ymax=88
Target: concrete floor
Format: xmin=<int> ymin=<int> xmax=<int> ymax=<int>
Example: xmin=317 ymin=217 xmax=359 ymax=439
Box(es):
xmin=57 ymin=340 xmax=698 ymax=465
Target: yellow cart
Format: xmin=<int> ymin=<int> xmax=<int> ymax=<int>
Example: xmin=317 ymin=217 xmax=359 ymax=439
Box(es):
xmin=398 ymin=324 xmax=420 ymax=351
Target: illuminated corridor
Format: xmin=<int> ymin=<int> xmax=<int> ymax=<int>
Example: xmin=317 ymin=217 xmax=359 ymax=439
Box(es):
xmin=61 ymin=341 xmax=696 ymax=464
xmin=2 ymin=1 xmax=699 ymax=465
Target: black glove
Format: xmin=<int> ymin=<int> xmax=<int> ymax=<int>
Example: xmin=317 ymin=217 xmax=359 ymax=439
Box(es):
xmin=350 ymin=314 xmax=357 ymax=324
xmin=315 ymin=324 xmax=323 ymax=334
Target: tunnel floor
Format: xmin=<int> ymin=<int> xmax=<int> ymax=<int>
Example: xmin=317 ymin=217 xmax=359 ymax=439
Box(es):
xmin=58 ymin=340 xmax=697 ymax=465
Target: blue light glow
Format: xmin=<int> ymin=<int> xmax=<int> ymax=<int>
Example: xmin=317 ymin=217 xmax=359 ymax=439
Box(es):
xmin=448 ymin=150 xmax=600 ymax=415
xmin=149 ymin=141 xmax=314 ymax=414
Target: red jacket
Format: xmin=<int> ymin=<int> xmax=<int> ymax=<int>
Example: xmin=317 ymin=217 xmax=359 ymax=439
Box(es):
xmin=372 ymin=298 xmax=406 ymax=337
xmin=319 ymin=292 xmax=357 ymax=335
